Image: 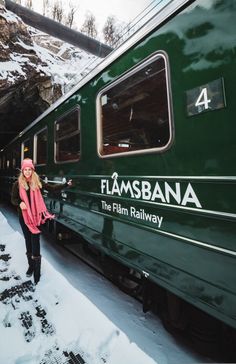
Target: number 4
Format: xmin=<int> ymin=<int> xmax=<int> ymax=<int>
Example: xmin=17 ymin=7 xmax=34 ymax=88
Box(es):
xmin=195 ymin=87 xmax=211 ymax=110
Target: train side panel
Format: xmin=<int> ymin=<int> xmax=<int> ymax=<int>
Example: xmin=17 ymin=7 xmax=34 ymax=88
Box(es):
xmin=0 ymin=0 xmax=235 ymax=329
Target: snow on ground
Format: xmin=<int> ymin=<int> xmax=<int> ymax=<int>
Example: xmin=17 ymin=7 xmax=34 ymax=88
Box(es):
xmin=0 ymin=208 xmax=212 ymax=364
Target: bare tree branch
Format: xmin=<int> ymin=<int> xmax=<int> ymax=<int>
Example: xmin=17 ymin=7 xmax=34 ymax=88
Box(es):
xmin=81 ymin=11 xmax=98 ymax=39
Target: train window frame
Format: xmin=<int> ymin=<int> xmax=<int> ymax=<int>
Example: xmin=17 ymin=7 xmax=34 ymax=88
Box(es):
xmin=96 ymin=51 xmax=173 ymax=158
xmin=54 ymin=106 xmax=81 ymax=164
xmin=34 ymin=127 xmax=48 ymax=166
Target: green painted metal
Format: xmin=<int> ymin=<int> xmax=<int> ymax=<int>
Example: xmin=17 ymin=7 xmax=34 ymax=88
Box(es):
xmin=1 ymin=0 xmax=236 ymax=329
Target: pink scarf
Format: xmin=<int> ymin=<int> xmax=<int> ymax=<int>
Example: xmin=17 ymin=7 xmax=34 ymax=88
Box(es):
xmin=19 ymin=185 xmax=54 ymax=234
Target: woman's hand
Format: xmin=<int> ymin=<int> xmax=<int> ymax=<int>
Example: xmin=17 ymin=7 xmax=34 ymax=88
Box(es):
xmin=67 ymin=179 xmax=73 ymax=187
xmin=20 ymin=201 xmax=27 ymax=210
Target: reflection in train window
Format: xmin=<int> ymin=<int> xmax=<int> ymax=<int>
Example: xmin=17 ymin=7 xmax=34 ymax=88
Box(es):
xmin=6 ymin=156 xmax=10 ymax=168
xmin=55 ymin=108 xmax=80 ymax=162
xmin=12 ymin=157 xmax=16 ymax=169
xmin=35 ymin=128 xmax=47 ymax=165
xmin=22 ymin=139 xmax=32 ymax=160
xmin=98 ymin=53 xmax=172 ymax=156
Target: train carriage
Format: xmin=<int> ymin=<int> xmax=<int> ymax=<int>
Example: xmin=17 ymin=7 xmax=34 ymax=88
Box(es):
xmin=1 ymin=0 xmax=236 ymax=354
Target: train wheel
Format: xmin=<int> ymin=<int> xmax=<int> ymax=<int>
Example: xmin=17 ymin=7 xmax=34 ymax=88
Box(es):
xmin=101 ymin=255 xmax=141 ymax=296
xmin=187 ymin=306 xmax=221 ymax=358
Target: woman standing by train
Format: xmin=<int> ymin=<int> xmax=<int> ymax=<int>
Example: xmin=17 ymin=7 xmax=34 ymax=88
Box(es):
xmin=11 ymin=158 xmax=72 ymax=285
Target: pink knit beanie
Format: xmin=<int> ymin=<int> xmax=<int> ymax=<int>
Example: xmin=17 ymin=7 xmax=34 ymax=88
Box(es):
xmin=21 ymin=159 xmax=35 ymax=171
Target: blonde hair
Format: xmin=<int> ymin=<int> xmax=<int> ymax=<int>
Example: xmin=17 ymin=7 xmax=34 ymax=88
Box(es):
xmin=18 ymin=170 xmax=42 ymax=190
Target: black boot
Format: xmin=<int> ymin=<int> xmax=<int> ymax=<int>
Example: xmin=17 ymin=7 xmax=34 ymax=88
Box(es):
xmin=33 ymin=255 xmax=41 ymax=285
xmin=26 ymin=253 xmax=34 ymax=277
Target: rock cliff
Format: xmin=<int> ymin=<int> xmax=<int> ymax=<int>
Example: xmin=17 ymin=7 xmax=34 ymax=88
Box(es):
xmin=0 ymin=4 xmax=98 ymax=149
xmin=0 ymin=4 xmax=63 ymax=148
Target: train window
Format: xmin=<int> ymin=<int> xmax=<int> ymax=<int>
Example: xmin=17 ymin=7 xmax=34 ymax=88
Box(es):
xmin=12 ymin=145 xmax=20 ymax=170
xmin=2 ymin=155 xmax=6 ymax=169
xmin=22 ymin=139 xmax=32 ymax=160
xmin=4 ymin=152 xmax=10 ymax=169
xmin=97 ymin=53 xmax=172 ymax=157
xmin=55 ymin=108 xmax=80 ymax=162
xmin=34 ymin=128 xmax=47 ymax=165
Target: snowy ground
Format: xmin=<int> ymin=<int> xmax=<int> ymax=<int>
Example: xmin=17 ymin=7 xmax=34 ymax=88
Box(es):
xmin=0 ymin=205 xmax=212 ymax=364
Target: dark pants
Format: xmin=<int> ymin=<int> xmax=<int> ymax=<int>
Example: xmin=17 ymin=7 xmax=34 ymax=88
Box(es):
xmin=19 ymin=214 xmax=40 ymax=257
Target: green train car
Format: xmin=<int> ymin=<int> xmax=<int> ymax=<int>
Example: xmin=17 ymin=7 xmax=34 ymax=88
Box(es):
xmin=1 ymin=0 xmax=236 ymax=354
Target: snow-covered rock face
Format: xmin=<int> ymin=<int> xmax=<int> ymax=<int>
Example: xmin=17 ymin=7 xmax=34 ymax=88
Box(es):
xmin=0 ymin=4 xmax=98 ymax=149
xmin=0 ymin=5 xmax=62 ymax=148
